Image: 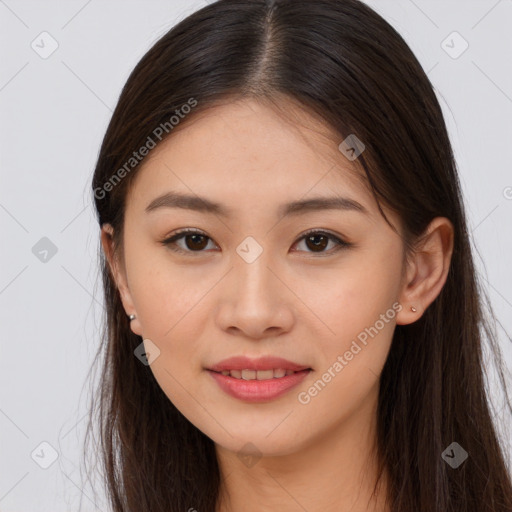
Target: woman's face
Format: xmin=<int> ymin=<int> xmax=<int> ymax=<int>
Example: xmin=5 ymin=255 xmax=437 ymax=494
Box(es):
xmin=104 ymin=98 xmax=410 ymax=457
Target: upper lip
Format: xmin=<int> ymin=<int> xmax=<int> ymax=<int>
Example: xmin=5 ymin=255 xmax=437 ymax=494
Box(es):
xmin=207 ymin=356 xmax=312 ymax=372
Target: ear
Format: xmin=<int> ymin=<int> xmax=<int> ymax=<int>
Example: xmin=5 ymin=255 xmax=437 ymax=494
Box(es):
xmin=100 ymin=223 xmax=142 ymax=336
xmin=396 ymin=217 xmax=454 ymax=325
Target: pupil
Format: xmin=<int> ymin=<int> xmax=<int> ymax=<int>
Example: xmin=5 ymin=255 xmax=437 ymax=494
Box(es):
xmin=186 ymin=234 xmax=207 ymax=250
xmin=307 ymin=234 xmax=327 ymax=252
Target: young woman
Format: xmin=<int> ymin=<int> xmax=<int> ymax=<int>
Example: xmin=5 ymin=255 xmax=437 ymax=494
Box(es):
xmin=86 ymin=0 xmax=512 ymax=510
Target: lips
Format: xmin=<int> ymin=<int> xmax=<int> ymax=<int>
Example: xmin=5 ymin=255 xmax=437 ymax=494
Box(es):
xmin=207 ymin=355 xmax=312 ymax=373
xmin=217 ymin=368 xmax=298 ymax=380
xmin=207 ymin=368 xmax=312 ymax=402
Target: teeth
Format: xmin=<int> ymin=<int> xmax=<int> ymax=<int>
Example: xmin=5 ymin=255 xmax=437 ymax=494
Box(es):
xmin=218 ymin=368 xmax=301 ymax=380
xmin=256 ymin=369 xmax=274 ymax=380
xmin=241 ymin=369 xmax=256 ymax=380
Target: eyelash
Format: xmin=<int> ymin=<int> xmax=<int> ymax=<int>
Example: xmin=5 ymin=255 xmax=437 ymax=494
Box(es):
xmin=159 ymin=228 xmax=352 ymax=256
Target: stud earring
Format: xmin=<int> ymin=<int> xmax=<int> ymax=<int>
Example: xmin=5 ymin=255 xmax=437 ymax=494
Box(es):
xmin=410 ymin=306 xmax=417 ymax=313
xmin=128 ymin=314 xmax=137 ymax=321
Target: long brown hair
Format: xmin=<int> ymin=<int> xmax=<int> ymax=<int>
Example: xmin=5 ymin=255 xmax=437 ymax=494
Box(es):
xmin=85 ymin=1 xmax=512 ymax=510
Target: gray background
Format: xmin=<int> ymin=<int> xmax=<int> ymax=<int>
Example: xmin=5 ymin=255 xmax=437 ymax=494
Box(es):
xmin=1 ymin=0 xmax=511 ymax=510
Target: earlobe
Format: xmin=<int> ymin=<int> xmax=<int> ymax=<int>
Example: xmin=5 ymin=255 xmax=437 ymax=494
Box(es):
xmin=396 ymin=217 xmax=454 ymax=326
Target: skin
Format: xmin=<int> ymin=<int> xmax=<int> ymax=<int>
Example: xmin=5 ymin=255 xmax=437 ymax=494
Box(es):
xmin=101 ymin=97 xmax=454 ymax=512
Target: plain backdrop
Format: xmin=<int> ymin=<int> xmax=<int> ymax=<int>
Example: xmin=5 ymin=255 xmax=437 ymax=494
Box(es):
xmin=1 ymin=0 xmax=511 ymax=510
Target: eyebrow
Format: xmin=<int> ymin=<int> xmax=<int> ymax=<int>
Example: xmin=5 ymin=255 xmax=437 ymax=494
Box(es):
xmin=145 ymin=191 xmax=369 ymax=217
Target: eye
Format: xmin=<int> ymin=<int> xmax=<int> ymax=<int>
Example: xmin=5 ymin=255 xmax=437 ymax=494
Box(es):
xmin=160 ymin=228 xmax=217 ymax=254
xmin=160 ymin=228 xmax=351 ymax=255
xmin=291 ymin=229 xmax=351 ymax=255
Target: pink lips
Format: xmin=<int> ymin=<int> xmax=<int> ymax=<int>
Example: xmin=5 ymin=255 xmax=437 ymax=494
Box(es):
xmin=206 ymin=355 xmax=312 ymax=403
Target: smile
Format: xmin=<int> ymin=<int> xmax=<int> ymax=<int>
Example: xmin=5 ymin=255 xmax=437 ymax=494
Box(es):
xmin=215 ymin=368 xmax=300 ymax=380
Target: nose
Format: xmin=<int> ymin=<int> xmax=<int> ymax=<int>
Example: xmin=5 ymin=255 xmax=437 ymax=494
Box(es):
xmin=214 ymin=251 xmax=295 ymax=340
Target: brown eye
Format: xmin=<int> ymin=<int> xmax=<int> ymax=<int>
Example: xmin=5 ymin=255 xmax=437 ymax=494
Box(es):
xmin=161 ymin=229 xmax=217 ymax=254
xmin=183 ymin=233 xmax=209 ymax=251
xmin=304 ymin=233 xmax=329 ymax=252
xmin=293 ymin=230 xmax=350 ymax=254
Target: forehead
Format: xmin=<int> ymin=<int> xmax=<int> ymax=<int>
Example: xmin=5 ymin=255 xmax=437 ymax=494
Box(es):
xmin=126 ymin=98 xmax=375 ymax=217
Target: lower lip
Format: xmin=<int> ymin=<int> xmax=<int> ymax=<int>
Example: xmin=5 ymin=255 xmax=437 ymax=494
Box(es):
xmin=207 ymin=369 xmax=311 ymax=403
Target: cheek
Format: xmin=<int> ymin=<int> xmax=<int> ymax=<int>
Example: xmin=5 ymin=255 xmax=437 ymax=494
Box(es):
xmin=296 ymin=282 xmax=397 ymax=423
xmin=299 ymin=246 xmax=401 ymax=395
xmin=128 ymin=247 xmax=212 ymax=340
xmin=302 ymin=248 xmax=401 ymax=338
xmin=130 ymin=261 xmax=208 ymax=414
